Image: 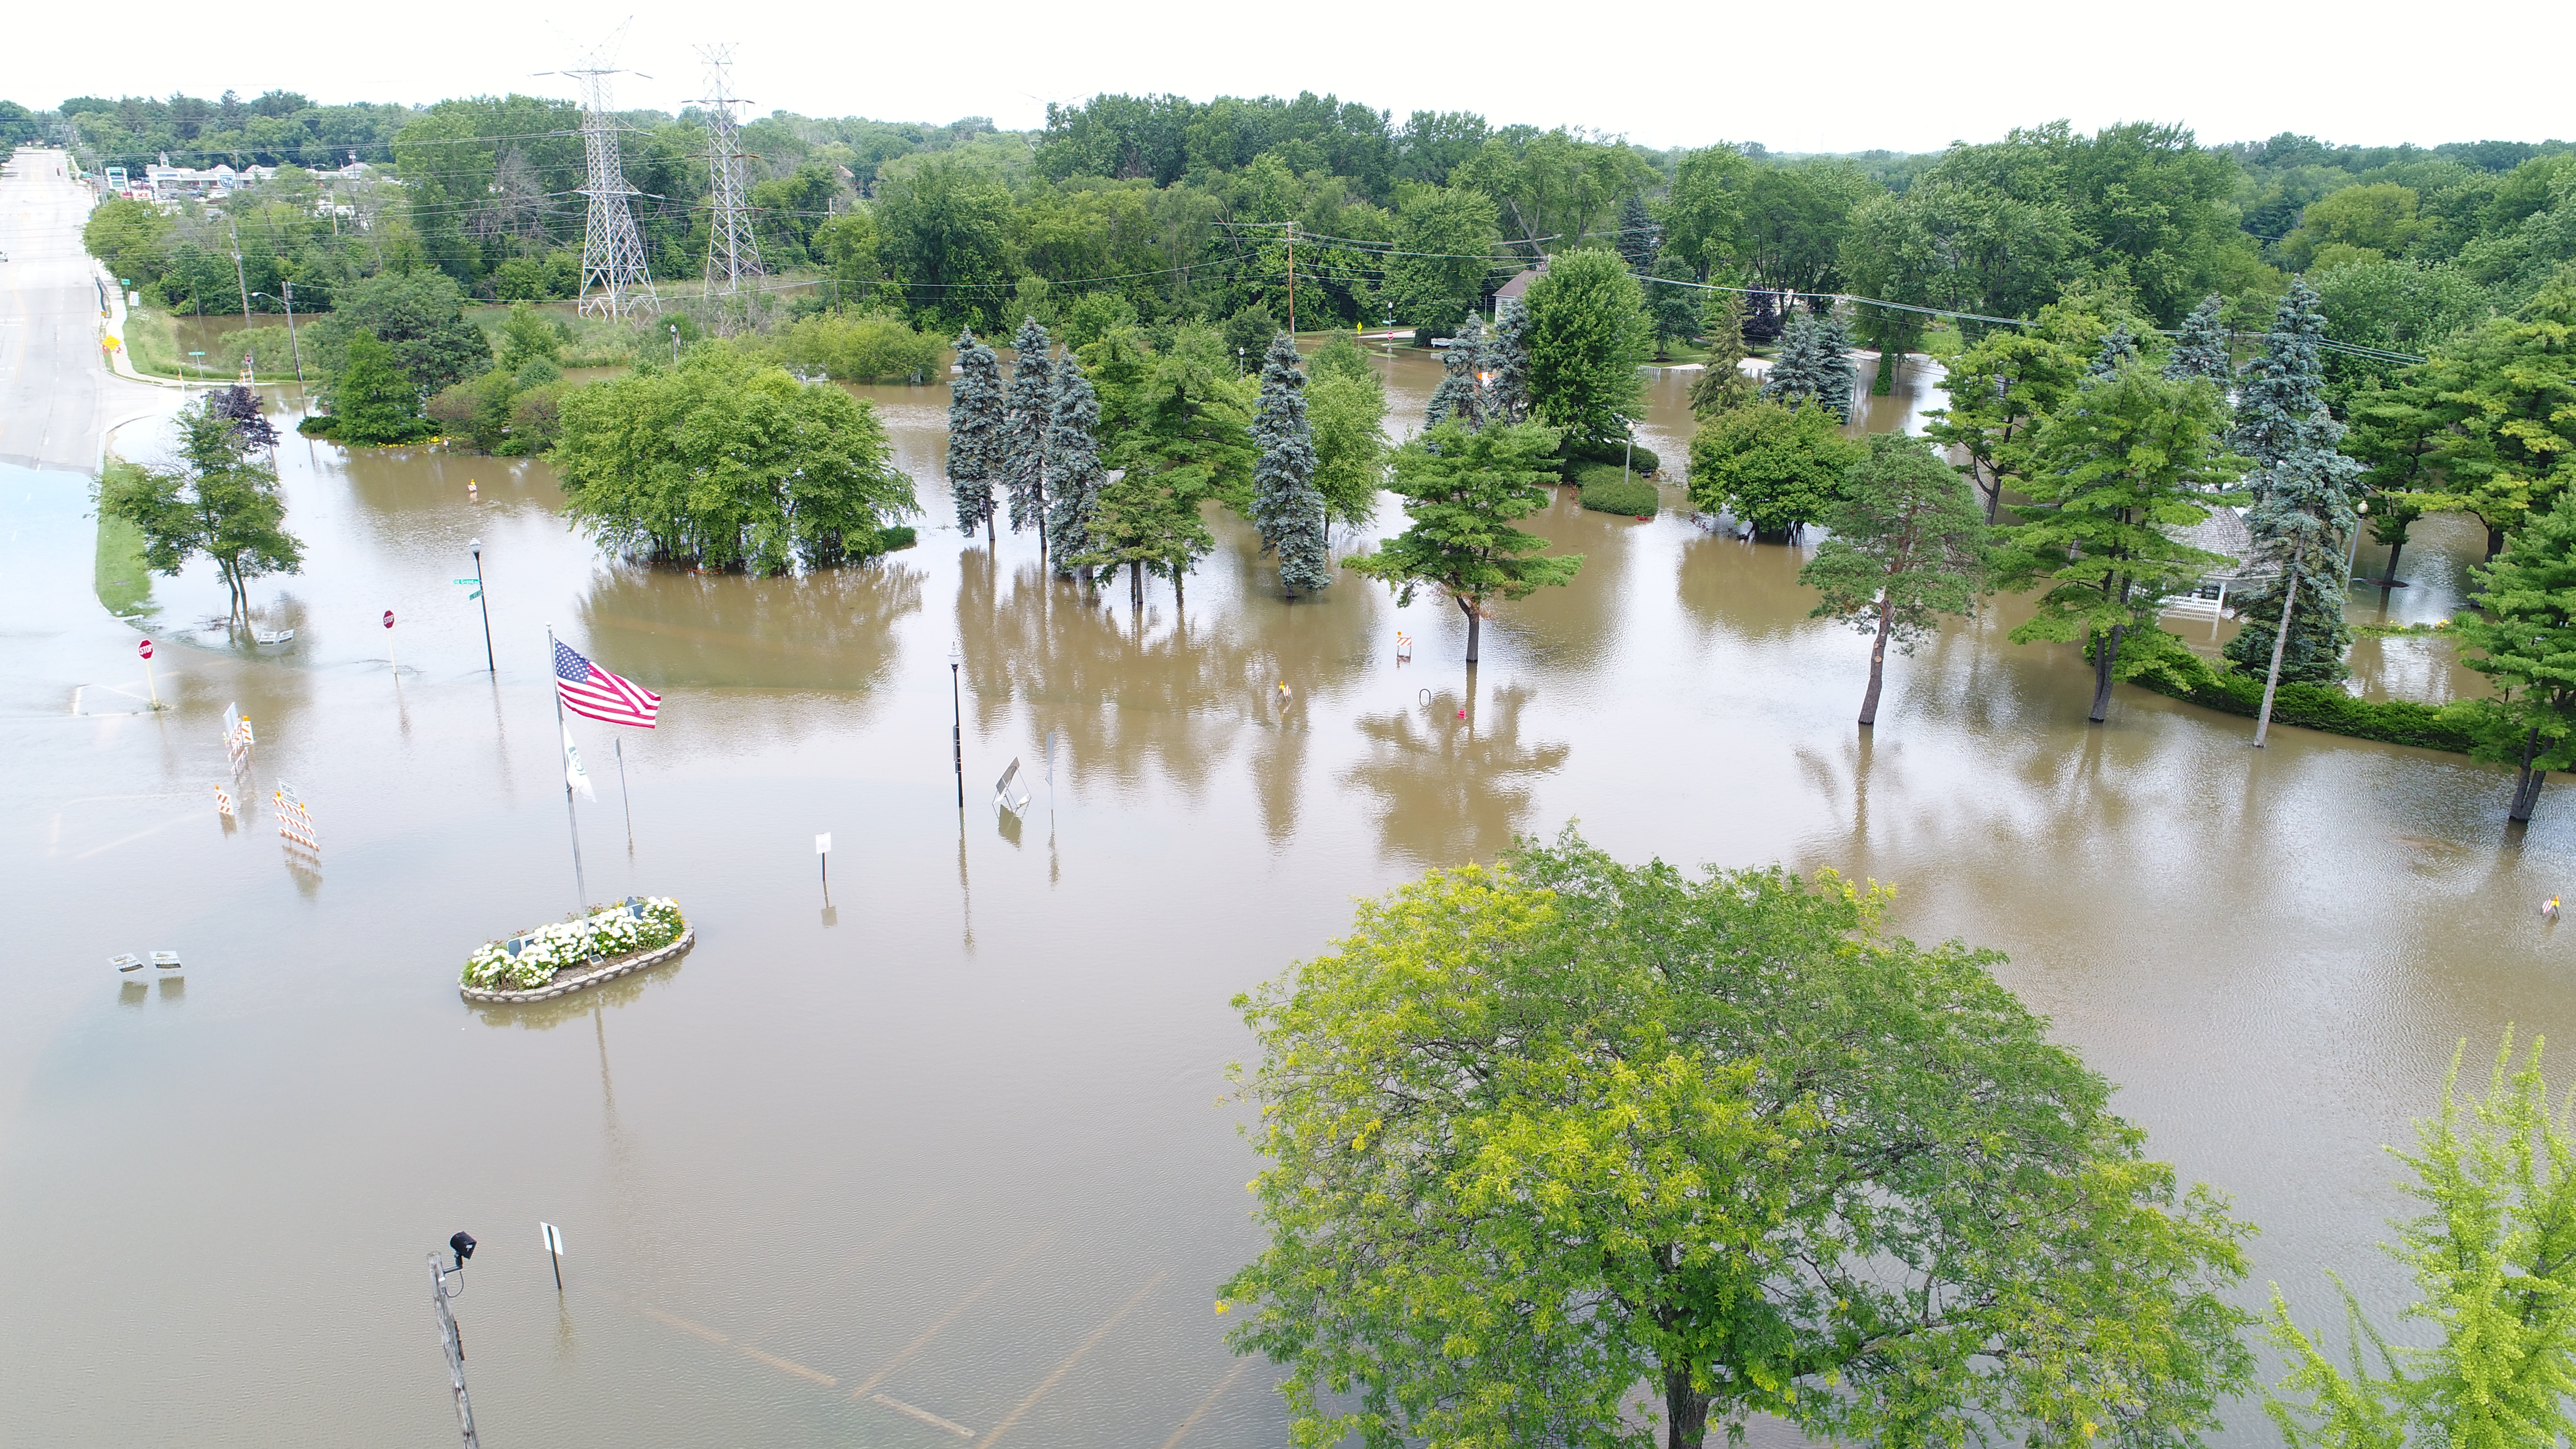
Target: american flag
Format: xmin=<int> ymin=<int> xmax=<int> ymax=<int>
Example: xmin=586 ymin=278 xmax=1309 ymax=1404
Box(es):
xmin=554 ymin=640 xmax=661 ymax=728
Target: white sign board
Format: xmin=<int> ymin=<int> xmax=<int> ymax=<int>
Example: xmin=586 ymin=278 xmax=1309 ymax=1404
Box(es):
xmin=541 ymin=1221 xmax=565 ymax=1257
xmin=814 ymin=832 xmax=831 ymax=856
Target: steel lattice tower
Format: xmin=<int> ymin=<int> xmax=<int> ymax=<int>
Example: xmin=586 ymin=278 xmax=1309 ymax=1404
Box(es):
xmin=566 ymin=45 xmax=657 ymax=322
xmin=694 ymin=47 xmax=764 ymax=298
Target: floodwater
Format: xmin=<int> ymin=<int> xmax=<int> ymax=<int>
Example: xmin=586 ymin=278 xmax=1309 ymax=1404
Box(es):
xmin=5 ymin=333 xmax=2569 ymax=1449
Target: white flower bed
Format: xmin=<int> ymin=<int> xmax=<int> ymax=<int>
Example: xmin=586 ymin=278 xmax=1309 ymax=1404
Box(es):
xmin=462 ymin=897 xmax=686 ymax=991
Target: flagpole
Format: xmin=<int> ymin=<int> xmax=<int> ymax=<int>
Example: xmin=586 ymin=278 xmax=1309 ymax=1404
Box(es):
xmin=547 ymin=624 xmax=587 ymax=908
xmin=615 ymin=737 xmax=633 ymax=856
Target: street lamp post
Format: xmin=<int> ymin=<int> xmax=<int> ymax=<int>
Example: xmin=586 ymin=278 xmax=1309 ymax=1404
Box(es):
xmin=669 ymin=322 xmax=680 ymax=366
xmin=469 ymin=538 xmax=494 ymax=673
xmin=948 ymin=639 xmax=965 ymax=808
xmin=2344 ymin=499 xmax=2370 ymax=583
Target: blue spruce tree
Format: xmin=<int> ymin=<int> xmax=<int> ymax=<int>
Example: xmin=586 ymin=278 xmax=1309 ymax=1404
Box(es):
xmin=1424 ymin=315 xmax=1491 ymax=433
xmin=2088 ymin=323 xmax=2141 ymax=379
xmin=947 ymin=330 xmax=1004 ymax=543
xmin=1251 ymin=333 xmax=1330 ymax=598
xmin=2164 ymin=296 xmax=2232 ymax=384
xmin=1484 ymin=298 xmax=1533 ymax=425
xmin=1760 ymin=312 xmax=1856 ymax=422
xmin=2222 ymin=278 xmax=2365 ymax=685
xmin=1002 ymin=318 xmax=1055 ymax=553
xmin=1045 ymin=360 xmax=1105 ymax=580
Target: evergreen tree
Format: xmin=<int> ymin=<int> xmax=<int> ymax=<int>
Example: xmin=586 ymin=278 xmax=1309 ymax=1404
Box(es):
xmin=2390 ymin=270 xmax=2576 ymax=558
xmin=1615 ymin=192 xmax=1658 ymax=275
xmin=1345 ymin=419 xmax=1581 ymax=663
xmin=1425 ymin=315 xmax=1491 ymax=433
xmin=1996 ymin=366 xmax=2243 ymax=723
xmin=1045 ymin=360 xmax=1106 ymax=579
xmin=1688 ymin=292 xmax=1756 ymax=418
xmin=2222 ymin=281 xmax=2365 ymax=686
xmin=1801 ymin=434 xmax=1991 ymax=726
xmin=2453 ymin=491 xmax=2576 ymax=822
xmin=1002 ymin=317 xmax=1055 ymax=551
xmin=2088 ymin=323 xmax=2142 ymax=380
xmin=947 ymin=329 xmax=1004 ymax=543
xmin=1646 ymin=253 xmax=1700 ymax=360
xmin=1251 ymin=334 xmax=1330 ymax=597
xmin=1484 ymin=299 xmax=1533 ymax=425
xmin=1760 ymin=312 xmax=1856 ymax=422
xmin=2164 ymin=295 xmax=2232 ymax=384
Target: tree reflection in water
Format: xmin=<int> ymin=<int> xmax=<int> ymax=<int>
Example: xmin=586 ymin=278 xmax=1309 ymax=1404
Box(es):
xmin=1344 ymin=679 xmax=1569 ymax=867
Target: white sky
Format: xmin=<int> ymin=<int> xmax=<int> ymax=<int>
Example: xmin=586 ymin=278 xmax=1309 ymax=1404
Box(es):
xmin=8 ymin=0 xmax=2568 ymax=155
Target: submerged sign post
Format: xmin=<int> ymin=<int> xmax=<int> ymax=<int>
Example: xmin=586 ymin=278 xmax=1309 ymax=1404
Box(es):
xmin=539 ymin=1221 xmax=565 ymax=1291
xmin=814 ymin=833 xmax=831 ymax=893
xmin=137 ymin=636 xmax=159 ymax=709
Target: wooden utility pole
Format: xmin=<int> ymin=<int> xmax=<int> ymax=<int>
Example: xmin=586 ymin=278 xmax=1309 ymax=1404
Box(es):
xmin=1284 ymin=222 xmax=1296 ymax=335
xmin=230 ymin=219 xmax=252 ymax=330
xmin=429 ymin=1254 xmax=483 ymax=1449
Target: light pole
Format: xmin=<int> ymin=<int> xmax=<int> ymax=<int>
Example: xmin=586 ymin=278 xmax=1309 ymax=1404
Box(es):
xmin=431 ymin=1233 xmax=482 ymax=1449
xmin=2344 ymin=499 xmax=2369 ymax=583
xmin=469 ymin=538 xmax=494 ymax=673
xmin=948 ymin=639 xmax=965 ymax=808
xmin=669 ymin=322 xmax=679 ymax=366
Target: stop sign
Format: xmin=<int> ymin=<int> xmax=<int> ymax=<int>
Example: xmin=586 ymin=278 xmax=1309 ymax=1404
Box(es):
xmin=382 ymin=610 xmax=395 ymax=629
xmin=138 ymin=638 xmax=153 ymax=660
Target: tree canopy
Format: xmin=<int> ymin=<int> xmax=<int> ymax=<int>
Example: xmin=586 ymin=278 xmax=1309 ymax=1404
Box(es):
xmin=1345 ymin=418 xmax=1578 ymax=662
xmin=1225 ymin=828 xmax=2256 ymax=1449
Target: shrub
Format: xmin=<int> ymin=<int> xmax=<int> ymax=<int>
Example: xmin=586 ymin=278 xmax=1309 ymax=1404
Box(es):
xmin=877 ymin=524 xmax=918 ymax=552
xmin=2130 ymin=647 xmax=2484 ymax=753
xmin=1558 ymin=434 xmax=1659 ymax=478
xmin=461 ymin=896 xmax=686 ymax=990
xmin=774 ymin=311 xmax=945 ymax=383
xmin=1578 ymin=467 xmax=1658 ymax=516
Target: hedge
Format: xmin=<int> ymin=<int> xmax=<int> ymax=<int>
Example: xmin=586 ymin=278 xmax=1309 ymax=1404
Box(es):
xmin=1561 ymin=435 xmax=1658 ymax=478
xmin=2130 ymin=650 xmax=2484 ymax=754
xmin=1577 ymin=468 xmax=1658 ymax=516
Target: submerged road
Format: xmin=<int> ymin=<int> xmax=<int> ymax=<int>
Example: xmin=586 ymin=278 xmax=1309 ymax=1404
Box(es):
xmin=0 ymin=146 xmax=166 ymax=471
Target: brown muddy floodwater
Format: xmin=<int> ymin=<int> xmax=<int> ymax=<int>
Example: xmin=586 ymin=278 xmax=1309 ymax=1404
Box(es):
xmin=0 ymin=341 xmax=2563 ymax=1449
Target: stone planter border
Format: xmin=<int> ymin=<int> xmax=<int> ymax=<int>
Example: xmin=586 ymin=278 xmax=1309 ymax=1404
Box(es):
xmin=459 ymin=927 xmax=696 ymax=1004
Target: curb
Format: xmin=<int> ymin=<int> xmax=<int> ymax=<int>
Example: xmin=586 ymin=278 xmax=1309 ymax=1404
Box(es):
xmin=459 ymin=926 xmax=696 ymax=1004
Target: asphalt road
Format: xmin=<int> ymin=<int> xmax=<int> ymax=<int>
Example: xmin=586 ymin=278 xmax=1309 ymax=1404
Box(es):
xmin=0 ymin=146 xmax=165 ymax=471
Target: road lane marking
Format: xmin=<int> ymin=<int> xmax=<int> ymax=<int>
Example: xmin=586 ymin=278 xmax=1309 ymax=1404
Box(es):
xmin=976 ymin=1270 xmax=1168 ymax=1449
xmin=847 ymin=1232 xmax=1053 ymax=1399
xmin=739 ymin=1344 xmax=837 ymax=1386
xmin=870 ymin=1393 xmax=974 ymax=1438
xmin=636 ymin=1302 xmax=729 ymax=1344
xmin=1156 ymin=1358 xmax=1254 ymax=1449
xmin=737 ymin=1192 xmax=946 ymax=1350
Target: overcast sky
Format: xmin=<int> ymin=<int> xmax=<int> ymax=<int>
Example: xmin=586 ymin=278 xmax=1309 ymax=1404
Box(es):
xmin=9 ymin=0 xmax=2568 ymax=155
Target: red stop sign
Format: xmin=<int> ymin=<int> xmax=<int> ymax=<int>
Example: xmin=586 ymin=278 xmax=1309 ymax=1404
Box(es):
xmin=138 ymin=637 xmax=153 ymax=660
xmin=382 ymin=610 xmax=395 ymax=629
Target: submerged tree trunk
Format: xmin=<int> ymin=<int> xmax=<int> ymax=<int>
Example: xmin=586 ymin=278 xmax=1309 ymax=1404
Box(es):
xmin=1129 ymin=560 xmax=1143 ymax=610
xmin=2487 ymin=521 xmax=2505 ymax=561
xmin=1980 ymin=472 xmax=2001 ymax=525
xmin=1663 ymin=1364 xmax=1711 ymax=1449
xmin=2089 ymin=622 xmax=2124 ymax=723
xmin=1460 ymin=597 xmax=1482 ymax=664
xmin=2378 ymin=538 xmax=2407 ymax=593
xmin=2512 ymin=727 xmax=2548 ymax=823
xmin=1859 ymin=591 xmax=1895 ymax=726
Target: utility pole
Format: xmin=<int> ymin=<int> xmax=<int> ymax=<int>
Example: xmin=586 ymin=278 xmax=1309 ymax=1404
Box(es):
xmin=230 ymin=219 xmax=253 ymax=331
xmin=429 ymin=1253 xmax=482 ymax=1449
xmin=1284 ymin=221 xmax=1296 ymax=335
xmin=280 ymin=280 xmax=303 ymax=384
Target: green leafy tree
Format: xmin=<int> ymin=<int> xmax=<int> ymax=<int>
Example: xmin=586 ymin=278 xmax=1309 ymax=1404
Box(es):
xmin=2452 ymin=492 xmax=2576 ymax=821
xmin=1385 ymin=185 xmax=1499 ymax=337
xmin=1305 ymin=333 xmax=1388 ymax=528
xmin=304 ymin=270 xmax=491 ymax=398
xmin=947 ymin=330 xmax=1004 ymax=543
xmin=1224 ymin=827 xmax=2257 ymax=1449
xmin=1045 ymin=360 xmax=1107 ymax=578
xmin=1645 ymin=252 xmax=1700 ymax=359
xmin=1250 ymin=334 xmax=1330 ymax=597
xmin=81 ymin=198 xmax=171 ymax=292
xmin=1657 ymin=144 xmax=1751 ymax=278
xmin=553 ymin=348 xmax=918 ymax=575
xmin=2223 ymin=279 xmax=2366 ymax=687
xmin=2346 ymin=374 xmax=2450 ymax=587
xmin=2269 ymin=1034 xmax=2576 ymax=1449
xmin=1002 ymin=318 xmax=1055 ymax=548
xmin=1759 ymin=311 xmax=1857 ymax=421
xmin=314 ymin=331 xmax=435 ymax=444
xmin=98 ymin=398 xmax=304 ymax=623
xmin=875 ymin=155 xmax=1016 ymax=331
xmin=1688 ymin=400 xmax=1865 ymax=538
xmin=1522 ymin=248 xmax=1651 ymax=452
xmin=1802 ymin=434 xmax=1991 ymax=725
xmin=1686 ymin=291 xmax=1756 ymax=418
xmin=1996 ymin=365 xmax=2244 ymax=722
xmin=1345 ymin=419 xmax=1580 ymax=662
xmin=1078 ymin=328 xmax=1256 ymax=607
xmin=495 ymin=302 xmax=564 ymax=373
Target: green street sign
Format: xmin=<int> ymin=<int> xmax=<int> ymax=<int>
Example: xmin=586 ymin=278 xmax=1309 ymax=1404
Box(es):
xmin=451 ymin=578 xmax=478 ymax=584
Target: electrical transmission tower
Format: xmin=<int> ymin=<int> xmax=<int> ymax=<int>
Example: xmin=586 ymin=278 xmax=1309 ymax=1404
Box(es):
xmin=562 ymin=40 xmax=657 ymax=322
xmin=694 ymin=47 xmax=764 ymax=298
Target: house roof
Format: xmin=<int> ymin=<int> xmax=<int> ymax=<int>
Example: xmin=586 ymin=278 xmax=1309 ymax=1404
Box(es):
xmin=1494 ymin=259 xmax=1547 ymax=301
